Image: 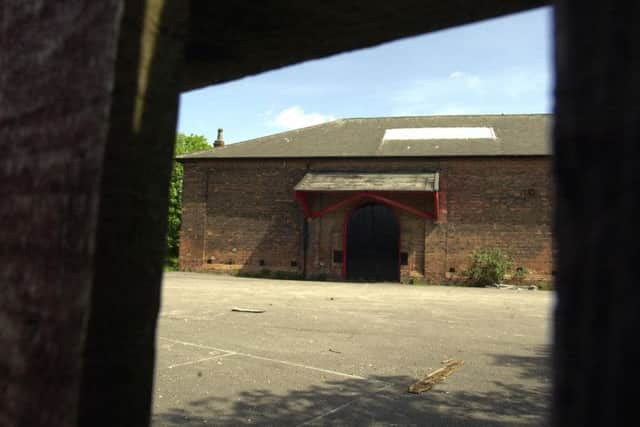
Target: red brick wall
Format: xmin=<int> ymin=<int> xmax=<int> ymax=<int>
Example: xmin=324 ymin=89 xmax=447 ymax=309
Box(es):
xmin=442 ymin=158 xmax=553 ymax=281
xmin=179 ymin=157 xmax=553 ymax=282
xmin=181 ymin=159 xmax=307 ymax=274
xmin=179 ymin=163 xmax=207 ymax=269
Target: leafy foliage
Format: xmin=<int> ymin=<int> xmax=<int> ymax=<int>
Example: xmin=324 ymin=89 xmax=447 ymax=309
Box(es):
xmin=512 ymin=266 xmax=530 ymax=283
xmin=465 ymin=248 xmax=514 ymax=286
xmin=166 ymin=134 xmax=210 ymax=263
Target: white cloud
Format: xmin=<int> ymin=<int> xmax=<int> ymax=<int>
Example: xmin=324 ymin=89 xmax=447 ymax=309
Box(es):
xmin=268 ymin=106 xmax=335 ymax=130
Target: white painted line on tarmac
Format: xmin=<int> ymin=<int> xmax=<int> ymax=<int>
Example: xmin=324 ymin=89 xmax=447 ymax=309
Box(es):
xmin=159 ymin=337 xmax=230 ymax=353
xmin=234 ymin=351 xmax=368 ymax=381
xmin=159 ymin=337 xmax=368 ymax=380
xmin=167 ymin=352 xmax=237 ymax=369
xmin=160 ymin=312 xmax=227 ymax=321
xmin=297 ymin=383 xmax=395 ymax=426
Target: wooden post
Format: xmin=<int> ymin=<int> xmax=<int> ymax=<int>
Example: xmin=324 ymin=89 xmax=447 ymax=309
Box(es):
xmin=78 ymin=1 xmax=188 ymax=426
xmin=553 ymin=2 xmax=640 ymax=425
xmin=0 ymin=2 xmax=122 ymax=425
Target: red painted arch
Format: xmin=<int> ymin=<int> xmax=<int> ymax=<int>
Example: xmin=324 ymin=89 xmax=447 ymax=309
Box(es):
xmin=295 ymin=191 xmax=437 ymax=220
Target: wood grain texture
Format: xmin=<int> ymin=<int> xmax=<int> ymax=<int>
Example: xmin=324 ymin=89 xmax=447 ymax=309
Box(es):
xmin=0 ymin=1 xmax=122 ymax=425
xmin=77 ymin=1 xmax=187 ymax=426
xmin=553 ymin=1 xmax=640 ymax=425
xmin=183 ymin=0 xmax=549 ymax=90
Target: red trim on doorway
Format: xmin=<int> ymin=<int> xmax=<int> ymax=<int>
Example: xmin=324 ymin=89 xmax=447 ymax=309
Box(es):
xmin=294 ymin=191 xmax=312 ymax=218
xmin=294 ymin=190 xmax=433 ymax=282
xmin=295 ymin=191 xmax=436 ymax=220
xmin=397 ymin=210 xmax=402 ymax=282
xmin=341 ymin=210 xmax=348 ymax=279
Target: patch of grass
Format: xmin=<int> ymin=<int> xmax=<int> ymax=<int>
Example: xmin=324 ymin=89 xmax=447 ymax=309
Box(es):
xmin=533 ymin=281 xmax=554 ymax=291
xmin=441 ymin=280 xmax=470 ymax=287
xmin=511 ymin=266 xmax=529 ymax=283
xmin=164 ymin=257 xmax=179 ymax=272
xmin=405 ymin=278 xmax=517 ymax=288
xmin=404 ymin=279 xmax=432 ymax=286
xmin=237 ymin=269 xmax=305 ymax=281
xmin=236 ymin=268 xmax=271 ymax=279
xmin=404 ymin=279 xmax=467 ymax=287
xmin=272 ymin=270 xmax=305 ymax=280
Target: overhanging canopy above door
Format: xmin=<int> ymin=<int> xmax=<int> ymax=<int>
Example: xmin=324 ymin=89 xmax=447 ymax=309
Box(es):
xmin=294 ymin=172 xmax=439 ymax=192
xmin=294 ymin=172 xmax=440 ymax=220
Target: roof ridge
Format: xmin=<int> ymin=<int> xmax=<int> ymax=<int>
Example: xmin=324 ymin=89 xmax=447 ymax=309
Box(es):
xmin=178 ymin=119 xmax=347 ymax=158
xmin=178 ymin=114 xmax=551 ymax=160
xmin=224 ymin=118 xmax=347 ymax=145
xmin=339 ymin=112 xmax=551 ymax=121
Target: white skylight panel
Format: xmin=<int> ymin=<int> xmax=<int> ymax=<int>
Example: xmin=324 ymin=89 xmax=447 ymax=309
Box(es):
xmin=383 ymin=127 xmax=496 ymax=140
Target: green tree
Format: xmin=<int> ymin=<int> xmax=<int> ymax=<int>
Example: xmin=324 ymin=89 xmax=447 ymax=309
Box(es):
xmin=166 ymin=133 xmax=211 ymax=266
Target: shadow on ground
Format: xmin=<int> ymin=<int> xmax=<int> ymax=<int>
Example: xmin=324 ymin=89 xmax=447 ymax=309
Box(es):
xmin=490 ymin=345 xmax=552 ymax=381
xmin=153 ymin=346 xmax=551 ymax=426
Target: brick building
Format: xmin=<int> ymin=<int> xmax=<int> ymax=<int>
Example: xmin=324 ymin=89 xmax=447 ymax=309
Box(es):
xmin=178 ymin=114 xmax=552 ymax=283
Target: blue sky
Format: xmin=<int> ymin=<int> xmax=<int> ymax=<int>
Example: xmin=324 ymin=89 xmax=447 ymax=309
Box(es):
xmin=178 ymin=6 xmax=552 ymax=145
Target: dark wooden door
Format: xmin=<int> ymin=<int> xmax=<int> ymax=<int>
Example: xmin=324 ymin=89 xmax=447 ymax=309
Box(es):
xmin=346 ymin=204 xmax=399 ymax=281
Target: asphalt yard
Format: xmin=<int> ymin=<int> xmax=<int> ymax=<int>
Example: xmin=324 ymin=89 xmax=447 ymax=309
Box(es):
xmin=152 ymin=272 xmax=553 ymax=426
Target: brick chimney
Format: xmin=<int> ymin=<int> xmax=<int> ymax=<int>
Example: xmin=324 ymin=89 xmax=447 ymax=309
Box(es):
xmin=214 ymin=128 xmax=225 ymax=148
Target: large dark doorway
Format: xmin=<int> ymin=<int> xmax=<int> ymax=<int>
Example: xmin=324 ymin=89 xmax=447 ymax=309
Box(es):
xmin=346 ymin=203 xmax=400 ymax=282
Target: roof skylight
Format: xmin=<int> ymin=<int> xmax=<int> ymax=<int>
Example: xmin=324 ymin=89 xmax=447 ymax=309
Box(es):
xmin=383 ymin=127 xmax=496 ymax=140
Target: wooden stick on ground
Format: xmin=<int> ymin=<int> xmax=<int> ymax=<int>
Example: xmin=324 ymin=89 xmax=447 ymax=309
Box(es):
xmin=231 ymin=307 xmax=265 ymax=313
xmin=408 ymin=360 xmax=464 ymax=394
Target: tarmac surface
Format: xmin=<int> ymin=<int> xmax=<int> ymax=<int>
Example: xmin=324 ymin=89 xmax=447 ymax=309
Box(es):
xmin=152 ymin=272 xmax=553 ymax=426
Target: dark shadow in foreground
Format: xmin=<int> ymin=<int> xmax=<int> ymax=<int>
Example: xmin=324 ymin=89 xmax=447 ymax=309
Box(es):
xmin=153 ymin=348 xmax=550 ymax=426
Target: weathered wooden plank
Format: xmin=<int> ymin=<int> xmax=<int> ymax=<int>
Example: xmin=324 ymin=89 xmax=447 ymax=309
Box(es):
xmin=294 ymin=173 xmax=439 ymax=192
xmin=0 ymin=2 xmax=122 ymax=425
xmin=408 ymin=360 xmax=464 ymax=394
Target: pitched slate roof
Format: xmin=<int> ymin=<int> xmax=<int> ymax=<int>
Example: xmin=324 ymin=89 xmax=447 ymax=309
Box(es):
xmin=179 ymin=114 xmax=551 ymax=160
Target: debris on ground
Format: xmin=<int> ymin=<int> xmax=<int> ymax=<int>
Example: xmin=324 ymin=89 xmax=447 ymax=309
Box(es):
xmin=485 ymin=283 xmax=539 ymax=291
xmin=328 ymin=348 xmax=342 ymax=354
xmin=231 ymin=307 xmax=265 ymax=313
xmin=408 ymin=360 xmax=464 ymax=394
